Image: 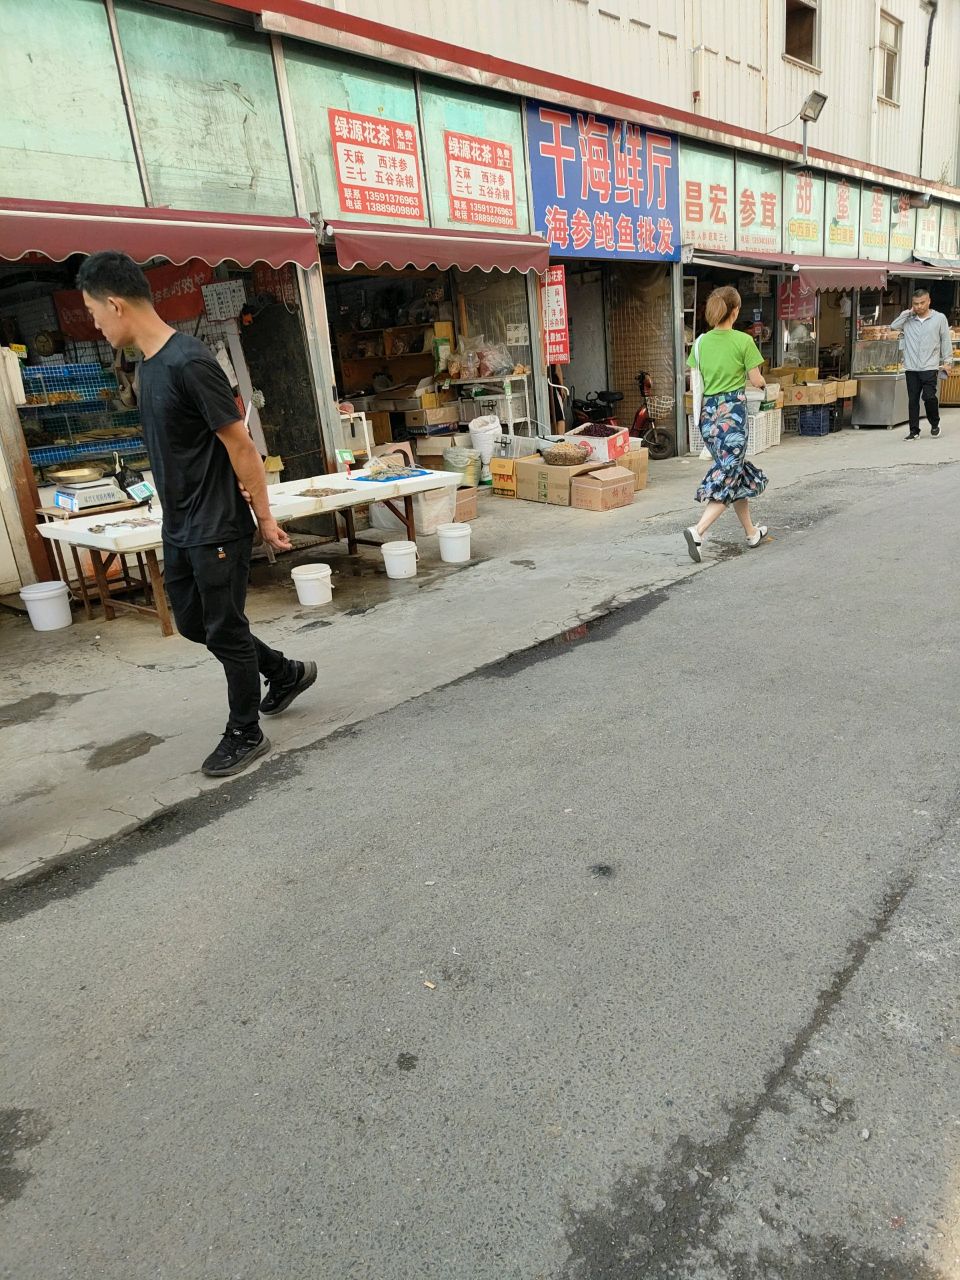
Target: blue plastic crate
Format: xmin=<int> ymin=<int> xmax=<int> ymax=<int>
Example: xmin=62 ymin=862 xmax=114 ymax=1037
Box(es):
xmin=798 ymin=406 xmax=832 ymax=437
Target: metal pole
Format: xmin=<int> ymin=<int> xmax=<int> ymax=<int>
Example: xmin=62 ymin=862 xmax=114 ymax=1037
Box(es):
xmin=103 ymin=0 xmax=153 ymax=206
xmin=671 ymin=259 xmax=686 ymax=454
xmin=270 ymin=33 xmax=340 ymax=467
xmin=520 ymin=98 xmax=551 ymax=433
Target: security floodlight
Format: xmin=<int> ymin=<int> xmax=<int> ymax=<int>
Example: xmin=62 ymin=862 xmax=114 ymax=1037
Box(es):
xmin=800 ymin=92 xmax=828 ymax=123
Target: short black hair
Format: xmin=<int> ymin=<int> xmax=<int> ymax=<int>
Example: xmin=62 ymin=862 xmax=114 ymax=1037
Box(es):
xmin=76 ymin=251 xmax=152 ymax=302
xmin=912 ymin=288 xmax=931 ymax=299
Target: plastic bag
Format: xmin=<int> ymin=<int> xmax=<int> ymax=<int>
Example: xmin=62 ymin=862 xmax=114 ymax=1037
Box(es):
xmin=467 ymin=414 xmax=501 ymax=483
xmin=476 ymin=342 xmax=514 ymax=378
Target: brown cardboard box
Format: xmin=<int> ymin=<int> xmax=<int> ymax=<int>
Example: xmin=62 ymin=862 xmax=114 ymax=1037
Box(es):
xmin=369 ymin=410 xmax=393 ymax=445
xmin=414 ymin=432 xmax=470 ymax=462
xmin=617 ymin=447 xmax=649 ymax=492
xmin=766 ymin=366 xmax=797 ymax=388
xmin=405 ymin=405 xmax=461 ymax=428
xmin=455 ymin=487 xmax=478 ymax=522
xmin=571 ymin=466 xmax=635 ymax=512
xmin=787 ymin=382 xmax=838 ymax=406
xmin=839 ymin=379 xmax=858 ymax=397
xmin=490 ymin=454 xmax=538 ymax=497
xmin=516 ymin=457 xmax=609 ymax=506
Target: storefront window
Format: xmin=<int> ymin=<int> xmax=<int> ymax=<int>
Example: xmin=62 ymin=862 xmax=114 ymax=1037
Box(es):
xmin=453 ymin=269 xmax=533 ymax=371
xmin=604 ymin=264 xmax=676 ymax=431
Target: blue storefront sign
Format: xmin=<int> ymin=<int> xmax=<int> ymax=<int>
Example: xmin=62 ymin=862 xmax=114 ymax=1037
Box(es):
xmin=526 ymin=101 xmax=680 ymax=261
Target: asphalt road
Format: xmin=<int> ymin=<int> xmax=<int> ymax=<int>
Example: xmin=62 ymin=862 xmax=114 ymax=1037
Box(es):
xmin=2 ymin=461 xmax=959 ymax=1280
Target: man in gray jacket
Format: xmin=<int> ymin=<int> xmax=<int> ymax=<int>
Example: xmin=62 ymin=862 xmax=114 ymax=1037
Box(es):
xmin=890 ymin=289 xmax=953 ymax=439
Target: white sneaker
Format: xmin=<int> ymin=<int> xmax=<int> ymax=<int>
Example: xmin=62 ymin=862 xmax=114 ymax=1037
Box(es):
xmin=684 ymin=527 xmax=703 ymax=563
xmin=747 ymin=525 xmax=768 ymax=548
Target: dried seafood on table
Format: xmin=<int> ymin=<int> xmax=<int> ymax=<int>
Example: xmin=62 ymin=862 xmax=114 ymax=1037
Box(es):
xmin=297 ymin=487 xmax=343 ymax=498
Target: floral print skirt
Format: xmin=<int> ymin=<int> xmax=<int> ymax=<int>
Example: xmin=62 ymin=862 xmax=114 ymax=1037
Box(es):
xmin=696 ymin=390 xmax=768 ymax=505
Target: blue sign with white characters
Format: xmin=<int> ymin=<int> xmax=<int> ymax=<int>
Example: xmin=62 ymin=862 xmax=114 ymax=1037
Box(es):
xmin=526 ymin=101 xmax=680 ymax=261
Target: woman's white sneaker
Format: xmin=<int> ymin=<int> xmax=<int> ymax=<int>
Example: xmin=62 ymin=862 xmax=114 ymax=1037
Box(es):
xmin=747 ymin=525 xmax=768 ymax=548
xmin=683 ymin=527 xmax=703 ymax=563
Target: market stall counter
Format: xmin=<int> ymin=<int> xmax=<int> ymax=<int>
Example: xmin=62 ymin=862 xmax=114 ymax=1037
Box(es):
xmin=37 ymin=467 xmax=462 ymax=635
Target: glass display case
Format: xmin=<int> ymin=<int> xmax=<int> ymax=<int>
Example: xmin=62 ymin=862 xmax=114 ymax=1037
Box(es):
xmin=851 ymin=336 xmax=908 ymax=429
xmin=18 ymin=363 xmax=146 ymax=480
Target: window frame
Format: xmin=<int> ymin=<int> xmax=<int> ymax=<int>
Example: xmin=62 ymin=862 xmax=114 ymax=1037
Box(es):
xmin=877 ymin=11 xmax=902 ymax=105
xmin=784 ymin=0 xmax=820 ymax=70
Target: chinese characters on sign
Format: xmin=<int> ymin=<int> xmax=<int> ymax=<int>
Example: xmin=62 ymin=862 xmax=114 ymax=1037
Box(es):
xmin=735 ymin=157 xmax=782 ymax=255
xmin=915 ymin=203 xmax=941 ymax=257
xmin=526 ymin=102 xmax=680 ymax=260
xmin=146 ymin=261 xmax=215 ymax=322
xmin=825 ymin=177 xmax=860 ymax=257
xmin=678 ymin=145 xmax=735 ymax=252
xmin=444 ymin=131 xmax=517 ymax=228
xmin=939 ymin=205 xmax=959 ymax=259
xmin=252 ymin=262 xmax=298 ymax=306
xmin=859 ymin=186 xmax=890 ymax=260
xmin=540 ymin=265 xmax=570 ymax=364
xmin=888 ymin=194 xmax=916 ymax=263
xmin=328 ymin=109 xmax=424 ymax=220
xmin=53 ymin=290 xmax=101 ymax=341
xmin=778 ymin=279 xmax=817 ymax=324
xmin=784 ymin=170 xmax=825 ymax=255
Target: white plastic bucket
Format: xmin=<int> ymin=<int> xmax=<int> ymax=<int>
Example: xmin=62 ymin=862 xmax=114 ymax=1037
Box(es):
xmin=291 ymin=563 xmax=333 ymax=606
xmin=20 ymin=580 xmax=72 ymax=632
xmin=381 ymin=540 xmax=419 ymax=579
xmin=436 ymin=522 xmax=471 ymax=564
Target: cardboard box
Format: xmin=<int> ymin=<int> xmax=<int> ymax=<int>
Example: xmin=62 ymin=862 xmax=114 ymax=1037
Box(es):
xmin=617 ymin=447 xmax=649 ymax=492
xmin=404 ymin=404 xmax=461 ymax=428
xmin=414 ymin=432 xmax=470 ymax=461
xmin=566 ymin=424 xmax=630 ymax=463
xmin=787 ymin=382 xmax=838 ymax=406
xmin=369 ymin=410 xmax=392 ymax=445
xmin=490 ymin=454 xmax=538 ymax=497
xmin=515 ymin=457 xmax=609 ymax=506
xmin=839 ymin=379 xmax=858 ymax=397
xmin=455 ymin=486 xmax=478 ymax=522
xmin=766 ymin=366 xmax=796 ymax=388
xmin=571 ymin=466 xmax=636 ymax=512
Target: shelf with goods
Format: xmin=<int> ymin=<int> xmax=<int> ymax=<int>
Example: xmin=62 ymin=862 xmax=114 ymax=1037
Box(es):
xmin=443 ymin=375 xmax=533 ymax=434
xmin=18 ymin=363 xmax=147 ymax=476
xmin=941 ymin=327 xmax=960 ymax=406
xmin=336 ymin=322 xmax=454 ymax=397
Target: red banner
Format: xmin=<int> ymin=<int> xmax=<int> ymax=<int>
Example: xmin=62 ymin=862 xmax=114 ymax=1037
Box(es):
xmin=54 ymin=289 xmax=100 ymax=340
xmin=145 ymin=259 xmax=212 ymax=322
xmin=540 ymin=265 xmax=570 ymax=365
xmin=328 ymin=108 xmax=425 ymax=221
xmin=444 ymin=130 xmax=517 ymax=229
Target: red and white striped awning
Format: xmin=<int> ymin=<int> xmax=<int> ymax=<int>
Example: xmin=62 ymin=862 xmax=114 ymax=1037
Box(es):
xmin=0 ymin=198 xmax=320 ymax=269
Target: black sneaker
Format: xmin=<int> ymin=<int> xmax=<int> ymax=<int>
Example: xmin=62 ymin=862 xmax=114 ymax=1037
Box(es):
xmin=905 ymin=431 xmax=920 ymax=440
xmin=201 ymin=727 xmax=270 ymax=777
xmin=260 ymin=660 xmax=317 ymax=716
xmin=931 ymin=425 xmax=941 ymax=437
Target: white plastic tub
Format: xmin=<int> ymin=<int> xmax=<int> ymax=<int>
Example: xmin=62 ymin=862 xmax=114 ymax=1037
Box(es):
xmin=381 ymin=541 xmax=418 ymax=579
xmin=20 ymin=580 xmax=72 ymax=631
xmin=291 ymin=563 xmax=333 ymax=606
xmin=436 ymin=522 xmax=471 ymax=564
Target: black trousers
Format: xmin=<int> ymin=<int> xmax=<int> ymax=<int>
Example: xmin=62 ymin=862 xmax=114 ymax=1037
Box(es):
xmin=164 ymin=536 xmax=289 ymax=731
xmin=905 ymin=369 xmax=940 ymax=434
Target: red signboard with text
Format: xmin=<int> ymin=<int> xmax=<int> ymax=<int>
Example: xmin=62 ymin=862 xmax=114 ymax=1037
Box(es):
xmin=444 ymin=130 xmax=517 ymax=228
xmin=540 ymin=265 xmax=570 ymax=364
xmin=328 ymin=109 xmax=424 ymax=221
xmin=54 ymin=259 xmax=211 ymax=340
xmin=145 ymin=259 xmax=213 ymax=322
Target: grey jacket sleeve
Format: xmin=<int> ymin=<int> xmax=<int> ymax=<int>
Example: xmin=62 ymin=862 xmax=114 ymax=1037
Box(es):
xmin=889 ymin=310 xmax=910 ymax=331
xmin=940 ymin=315 xmax=953 ymax=364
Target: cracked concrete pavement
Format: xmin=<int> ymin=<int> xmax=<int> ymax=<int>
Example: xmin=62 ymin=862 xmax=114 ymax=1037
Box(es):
xmin=2 ymin=421 xmax=959 ymax=885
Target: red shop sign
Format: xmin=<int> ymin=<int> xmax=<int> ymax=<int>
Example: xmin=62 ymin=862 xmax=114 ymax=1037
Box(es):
xmin=328 ymin=109 xmax=425 ymax=221
xmin=540 ymin=265 xmax=570 ymax=364
xmin=444 ymin=130 xmax=517 ymax=229
xmin=53 ymin=289 xmax=100 ymax=341
xmin=252 ymin=262 xmax=298 ymax=305
xmin=145 ymin=259 xmax=213 ymax=322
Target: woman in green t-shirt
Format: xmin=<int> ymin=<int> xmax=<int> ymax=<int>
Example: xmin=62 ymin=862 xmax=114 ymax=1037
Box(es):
xmin=683 ymin=286 xmax=770 ymax=564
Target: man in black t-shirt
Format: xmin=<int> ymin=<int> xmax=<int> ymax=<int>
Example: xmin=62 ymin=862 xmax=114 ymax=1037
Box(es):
xmin=78 ymin=251 xmax=316 ymax=777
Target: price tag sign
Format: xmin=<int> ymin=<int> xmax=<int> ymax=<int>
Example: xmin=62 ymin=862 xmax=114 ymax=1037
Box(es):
xmin=336 ymin=449 xmax=356 ymax=466
xmin=127 ymin=481 xmax=155 ymax=503
xmin=10 ymin=344 xmax=27 ymax=360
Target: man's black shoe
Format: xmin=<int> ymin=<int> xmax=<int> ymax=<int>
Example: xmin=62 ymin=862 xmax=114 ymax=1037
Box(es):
xmin=905 ymin=431 xmax=920 ymax=440
xmin=931 ymin=425 xmax=941 ymax=437
xmin=202 ymin=728 xmax=270 ymax=777
xmin=260 ymin=659 xmax=317 ymax=716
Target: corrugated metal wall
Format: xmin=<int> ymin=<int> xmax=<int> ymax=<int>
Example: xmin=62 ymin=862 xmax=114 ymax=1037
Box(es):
xmin=311 ymin=0 xmax=960 ymax=186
